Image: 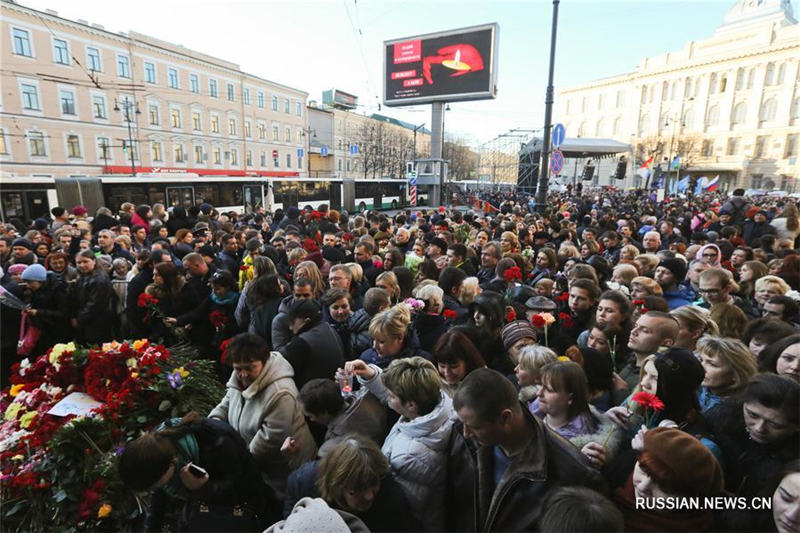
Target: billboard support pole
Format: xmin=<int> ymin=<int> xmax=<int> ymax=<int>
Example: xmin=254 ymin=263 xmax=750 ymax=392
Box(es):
xmin=431 ymin=101 xmax=444 ymax=206
xmin=536 ymin=0 xmax=560 ymax=211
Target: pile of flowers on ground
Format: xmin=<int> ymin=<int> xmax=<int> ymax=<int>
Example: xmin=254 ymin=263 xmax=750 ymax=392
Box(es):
xmin=0 ymin=339 xmax=224 ymax=532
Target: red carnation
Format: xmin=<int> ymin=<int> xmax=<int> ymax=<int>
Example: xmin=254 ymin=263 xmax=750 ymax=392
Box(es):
xmin=632 ymin=299 xmax=645 ymax=306
xmin=558 ymin=312 xmax=574 ymax=328
xmin=531 ymin=314 xmax=546 ymax=328
xmin=506 ymin=308 xmax=517 ymax=323
xmin=220 ymin=338 xmax=232 ymax=365
xmin=555 ymin=292 xmax=569 ymax=302
xmin=209 ymin=310 xmax=228 ymax=328
xmin=137 ymin=293 xmax=158 ymax=308
xmin=631 ymin=391 xmax=665 ymax=411
xmin=443 ymin=309 xmax=457 ymax=320
xmin=503 ymin=266 xmax=522 ymax=283
xmin=240 ymin=265 xmax=250 ymax=271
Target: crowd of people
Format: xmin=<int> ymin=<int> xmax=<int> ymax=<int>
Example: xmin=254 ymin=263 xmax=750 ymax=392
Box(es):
xmin=1 ymin=187 xmax=799 ymax=532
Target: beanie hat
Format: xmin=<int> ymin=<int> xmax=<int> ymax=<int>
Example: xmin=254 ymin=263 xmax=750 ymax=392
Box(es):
xmin=71 ymin=205 xmax=88 ymax=217
xmin=642 ymin=427 xmax=723 ymax=497
xmin=501 ymin=320 xmax=537 ymax=350
xmin=21 ymin=263 xmax=47 ymax=282
xmin=12 ymin=238 xmax=33 ymax=251
xmin=33 ymin=218 xmax=49 ymax=231
xmin=322 ymin=245 xmax=345 ymax=263
xmin=657 ymin=258 xmax=687 ymax=282
xmin=8 ymin=263 xmax=28 ymax=275
xmin=269 ymin=497 xmax=352 ymax=533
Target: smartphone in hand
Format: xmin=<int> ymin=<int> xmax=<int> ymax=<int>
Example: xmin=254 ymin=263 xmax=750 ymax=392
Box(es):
xmin=187 ymin=463 xmax=207 ymax=478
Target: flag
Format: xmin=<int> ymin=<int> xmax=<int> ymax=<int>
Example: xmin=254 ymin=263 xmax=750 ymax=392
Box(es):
xmin=640 ymin=155 xmax=654 ymax=169
xmin=695 ymin=176 xmax=708 ymax=195
xmin=677 ymin=176 xmax=691 ymax=193
xmin=705 ymin=176 xmax=720 ymax=192
xmin=637 ymin=155 xmax=654 ymax=179
xmin=670 ymin=156 xmax=681 ymax=170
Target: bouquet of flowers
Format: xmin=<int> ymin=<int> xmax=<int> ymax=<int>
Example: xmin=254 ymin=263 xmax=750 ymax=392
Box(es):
xmin=531 ymin=312 xmax=556 ymax=345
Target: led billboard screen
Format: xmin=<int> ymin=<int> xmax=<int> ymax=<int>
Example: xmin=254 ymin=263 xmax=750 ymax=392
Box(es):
xmin=383 ymin=23 xmax=498 ymax=107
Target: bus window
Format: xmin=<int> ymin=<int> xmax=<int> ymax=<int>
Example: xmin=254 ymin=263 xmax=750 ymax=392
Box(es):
xmin=195 ymin=185 xmax=218 ymax=206
xmin=218 ymin=182 xmax=244 ymax=208
xmin=104 ymin=185 xmax=147 ymax=213
xmin=243 ymin=185 xmax=262 ymax=213
xmin=146 ymin=185 xmax=167 ymax=208
xmin=166 ymin=186 xmax=195 ymax=209
xmin=1 ymin=192 xmax=25 ymax=220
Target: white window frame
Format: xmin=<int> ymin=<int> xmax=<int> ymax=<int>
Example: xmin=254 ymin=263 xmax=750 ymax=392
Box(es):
xmin=52 ymin=37 xmax=70 ymax=65
xmin=296 ymin=102 xmax=302 ymax=116
xmin=117 ymin=54 xmax=131 ymax=78
xmin=96 ymin=135 xmax=112 ymax=164
xmin=210 ymin=113 xmax=221 ymax=134
xmin=26 ymin=129 xmax=49 ymax=159
xmin=257 ymin=91 xmax=265 ymax=108
xmin=228 ymin=116 xmax=237 ymax=136
xmin=91 ymin=92 xmax=108 ymax=121
xmin=209 ymin=79 xmax=219 ymax=98
xmin=284 ymin=98 xmax=290 ymax=113
xmin=272 ymin=123 xmax=280 ymax=141
xmin=86 ymin=47 xmax=102 ymax=72
xmin=168 ymin=67 xmax=179 ymax=89
xmin=11 ymin=27 xmax=35 ymax=58
xmin=0 ymin=127 xmax=8 ymax=156
xmin=194 ymin=144 xmax=204 ymax=164
xmin=271 ymin=95 xmax=278 ymax=111
xmin=170 ymin=106 xmax=182 ymax=130
xmin=285 ymin=126 xmax=291 ymax=143
xmin=144 ymin=62 xmax=157 ymax=84
xmin=227 ymin=83 xmax=235 ymax=102
xmin=59 ymin=88 xmax=77 ymax=117
xmin=244 ymin=120 xmax=252 ymax=138
xmin=191 ymin=110 xmax=202 ymax=132
xmin=65 ymin=132 xmax=84 ymax=160
xmin=18 ymin=78 xmax=42 ymax=114
xmin=212 ymin=145 xmax=222 ymax=165
xmin=230 ymin=147 xmax=239 ymax=166
xmin=243 ymin=88 xmax=250 ymax=105
xmin=189 ymin=73 xmax=200 ymax=94
xmin=148 ymin=102 xmax=161 ymax=128
xmin=257 ymin=121 xmax=266 ymax=140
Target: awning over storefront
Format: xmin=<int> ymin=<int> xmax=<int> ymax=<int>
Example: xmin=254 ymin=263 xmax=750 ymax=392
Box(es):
xmin=557 ymin=138 xmax=633 ymax=158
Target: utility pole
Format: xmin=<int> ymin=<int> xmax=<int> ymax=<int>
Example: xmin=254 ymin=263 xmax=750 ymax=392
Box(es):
xmin=412 ymin=123 xmax=425 ymax=169
xmin=114 ymin=97 xmax=139 ymax=176
xmin=536 ymin=0 xmax=560 ymax=210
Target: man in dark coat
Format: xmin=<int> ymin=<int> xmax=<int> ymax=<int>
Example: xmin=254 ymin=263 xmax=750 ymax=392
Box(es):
xmin=280 ymin=299 xmax=345 ymax=389
xmin=454 ymin=369 xmax=604 ymax=532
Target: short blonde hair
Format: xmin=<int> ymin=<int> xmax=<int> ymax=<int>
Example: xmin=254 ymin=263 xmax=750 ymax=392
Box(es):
xmin=460 ymin=277 xmax=481 ymax=306
xmin=612 ymin=263 xmax=639 ymax=285
xmin=696 ymin=336 xmax=758 ymax=394
xmin=414 ymin=284 xmax=444 ymax=313
xmin=369 ymin=304 xmax=411 ymax=341
xmin=631 ymin=276 xmax=663 ymax=296
xmin=345 ymin=262 xmax=363 ymax=283
xmin=670 ymin=306 xmax=720 ymax=336
xmin=517 ymin=345 xmax=558 ymax=374
xmin=381 ymin=356 xmax=442 ymax=415
xmin=754 ymin=275 xmax=790 ymax=295
xmin=634 ymin=253 xmax=660 ymax=273
xmin=376 ymin=271 xmax=400 ymax=300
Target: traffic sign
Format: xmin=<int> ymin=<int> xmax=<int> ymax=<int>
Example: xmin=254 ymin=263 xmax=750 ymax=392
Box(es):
xmin=297 ymin=148 xmax=304 ymax=158
xmin=350 ymin=144 xmax=359 ymax=155
xmin=321 ymin=146 xmax=329 ymax=156
xmin=549 ymin=149 xmax=564 ymax=173
xmin=552 ymin=123 xmax=565 ymax=148
xmin=272 ymin=149 xmax=279 ymax=158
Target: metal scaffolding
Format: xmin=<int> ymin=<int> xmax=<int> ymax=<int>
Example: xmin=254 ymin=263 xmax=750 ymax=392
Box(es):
xmin=477 ymin=128 xmax=540 ymax=191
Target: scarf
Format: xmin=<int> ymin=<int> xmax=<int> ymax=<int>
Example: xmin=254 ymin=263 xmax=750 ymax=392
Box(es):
xmin=211 ymin=290 xmax=239 ymax=306
xmin=155 ymin=417 xmax=200 ymax=501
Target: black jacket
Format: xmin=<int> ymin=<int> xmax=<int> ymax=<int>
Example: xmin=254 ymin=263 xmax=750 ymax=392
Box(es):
xmin=27 ymin=273 xmax=71 ymax=350
xmin=126 ymin=268 xmax=153 ymax=338
xmin=71 ymin=270 xmax=115 ymax=344
xmin=412 ymin=312 xmax=449 ymax=353
xmin=280 ymin=320 xmax=345 ymax=389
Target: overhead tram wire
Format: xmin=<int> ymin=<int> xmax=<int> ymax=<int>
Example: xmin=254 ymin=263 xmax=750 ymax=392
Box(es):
xmin=32 ymin=10 xmax=102 ymax=89
xmin=342 ymin=0 xmax=380 ymax=112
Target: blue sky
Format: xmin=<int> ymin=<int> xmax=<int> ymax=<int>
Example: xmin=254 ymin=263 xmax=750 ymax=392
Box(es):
xmin=19 ymin=0 xmax=783 ymax=145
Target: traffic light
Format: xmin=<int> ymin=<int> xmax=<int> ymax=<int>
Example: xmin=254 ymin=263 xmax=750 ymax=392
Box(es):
xmin=122 ymin=140 xmax=127 ymax=152
xmin=582 ymin=159 xmax=595 ymax=180
xmin=613 ymin=157 xmax=627 ymax=180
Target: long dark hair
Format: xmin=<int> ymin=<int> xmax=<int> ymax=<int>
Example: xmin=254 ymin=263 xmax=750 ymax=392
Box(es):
xmin=155 ymin=262 xmax=183 ymax=300
xmin=431 ymin=330 xmax=485 ymax=373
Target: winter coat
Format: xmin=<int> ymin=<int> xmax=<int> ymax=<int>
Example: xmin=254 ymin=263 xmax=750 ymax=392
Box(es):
xmin=473 ymin=406 xmax=604 ymax=532
xmin=662 ymin=284 xmax=694 ymax=309
xmin=348 ymin=308 xmax=374 ymax=358
xmin=145 ymin=281 xmax=200 ymax=345
xmin=126 ymin=267 xmax=153 ymax=338
xmin=26 ymin=273 xmax=71 ymax=351
xmin=71 ymin=269 xmax=115 ymax=344
xmin=769 ymin=217 xmax=800 ymax=242
xmin=271 ymin=295 xmax=296 ymax=352
xmin=742 ymin=220 xmax=776 ymax=246
xmin=359 ymin=328 xmax=430 ymax=369
xmin=279 ymin=320 xmax=345 ymax=390
xmin=130 ymin=212 xmax=150 ymax=233
xmin=412 ymin=313 xmax=449 ymax=353
xmin=563 ymin=406 xmax=624 ymax=464
xmin=359 ymin=365 xmax=456 ymax=532
xmin=443 ymin=294 xmax=469 ymax=323
xmin=325 ymin=389 xmax=388 ymax=445
xmin=209 ymin=352 xmax=317 ymax=501
xmin=250 ymin=297 xmax=283 ymax=344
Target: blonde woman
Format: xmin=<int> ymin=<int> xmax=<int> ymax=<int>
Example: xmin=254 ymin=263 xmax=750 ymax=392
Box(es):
xmin=360 ymin=304 xmax=430 ymax=367
xmin=630 ymin=276 xmax=663 ymax=298
xmin=610 ymin=263 xmax=639 ymax=288
xmin=754 ymin=275 xmax=791 ymax=311
xmin=618 ymin=244 xmax=640 ymax=265
xmin=633 ymin=253 xmax=660 ymax=277
xmin=670 ymin=306 xmax=720 ymax=354
xmin=696 ymin=336 xmax=758 ymax=412
xmin=375 ymin=271 xmax=401 ymax=305
xmin=515 ymin=345 xmax=558 ymax=407
xmin=459 ymin=276 xmax=481 ymax=307
xmin=500 ymin=231 xmax=519 ymax=255
xmin=295 ymin=260 xmax=325 ymax=298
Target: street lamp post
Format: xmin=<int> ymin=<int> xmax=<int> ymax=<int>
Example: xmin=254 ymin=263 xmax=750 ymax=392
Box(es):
xmin=114 ymin=98 xmax=140 ymax=176
xmin=412 ymin=123 xmax=426 ymax=168
xmin=536 ymin=0 xmax=561 ymax=211
xmin=303 ymin=127 xmax=316 ymax=177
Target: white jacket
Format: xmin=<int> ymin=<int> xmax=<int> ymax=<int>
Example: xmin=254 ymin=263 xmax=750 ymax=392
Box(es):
xmin=360 ymin=365 xmax=455 ymax=532
xmin=209 ymin=352 xmax=317 ymax=499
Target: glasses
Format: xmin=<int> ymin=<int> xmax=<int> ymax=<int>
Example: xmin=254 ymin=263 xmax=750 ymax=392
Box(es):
xmin=697 ymin=288 xmax=721 ymax=296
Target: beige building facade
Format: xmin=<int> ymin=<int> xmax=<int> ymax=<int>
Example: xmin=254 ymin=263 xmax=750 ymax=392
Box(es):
xmin=0 ymin=0 xmax=308 ymax=182
xmin=558 ymin=0 xmax=800 ymax=192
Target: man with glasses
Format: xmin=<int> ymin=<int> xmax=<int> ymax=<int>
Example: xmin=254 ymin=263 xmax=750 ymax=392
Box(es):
xmin=696 ymin=268 xmax=756 ymax=318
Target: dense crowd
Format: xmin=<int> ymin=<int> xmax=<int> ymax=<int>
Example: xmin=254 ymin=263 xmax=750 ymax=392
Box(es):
xmin=1 ymin=188 xmax=799 ymax=532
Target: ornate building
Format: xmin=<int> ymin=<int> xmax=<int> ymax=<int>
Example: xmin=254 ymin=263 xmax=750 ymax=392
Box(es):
xmin=558 ymin=0 xmax=799 ymax=192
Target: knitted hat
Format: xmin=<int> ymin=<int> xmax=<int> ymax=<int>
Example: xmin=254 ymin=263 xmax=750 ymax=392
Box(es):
xmin=11 ymin=238 xmax=33 ymax=250
xmin=71 ymin=205 xmax=88 ymax=217
xmin=322 ymin=245 xmax=345 ymax=263
xmin=501 ymin=320 xmax=537 ymax=350
xmin=657 ymin=258 xmax=687 ymax=282
xmin=20 ymin=264 xmax=47 ymax=282
xmin=642 ymin=427 xmax=723 ymax=497
xmin=8 ymin=263 xmax=28 ymax=275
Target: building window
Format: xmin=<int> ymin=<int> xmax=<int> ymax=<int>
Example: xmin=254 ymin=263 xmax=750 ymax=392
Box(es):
xmin=174 ymin=144 xmax=185 ymax=163
xmin=719 ymin=75 xmax=727 ymax=93
xmin=755 ymin=135 xmax=769 ymax=158
xmin=732 ymin=102 xmax=747 ymax=125
xmin=244 ymin=121 xmax=251 ymax=138
xmin=272 ymin=125 xmax=279 ymax=141
xmin=735 ymin=68 xmax=744 ymax=91
xmin=60 ymin=90 xmax=76 ymax=115
xmin=298 ymin=155 xmax=303 ymax=169
xmin=296 ymin=102 xmax=302 ymax=116
xmin=286 ymin=153 xmax=292 ymax=168
xmin=92 ymin=95 xmax=107 ymax=119
xmin=21 ymin=83 xmax=40 ymax=110
xmin=640 ymin=86 xmax=647 ymax=105
xmin=0 ymin=129 xmax=7 ymax=154
xmin=274 ymin=152 xmax=280 ymax=168
xmin=53 ymin=39 xmax=69 ymax=65
xmin=661 ymin=81 xmax=668 ymax=101
xmin=171 ymin=109 xmax=181 ymax=128
xmin=144 ymin=62 xmax=156 ymax=84
xmin=726 ymin=137 xmax=740 ymax=156
xmin=346 ymin=159 xmax=351 ymax=172
xmin=709 ymin=73 xmax=718 ymax=94
xmin=13 ymin=28 xmax=33 ymax=57
xmin=338 ymin=158 xmax=342 ymax=171
xmin=705 ymin=105 xmax=719 ymax=127
xmin=785 ymin=134 xmax=798 ymax=159
xmin=86 ymin=47 xmax=101 ymax=71
xmin=682 ymin=108 xmax=694 ymax=129
xmin=97 ymin=137 xmax=111 ymax=161
xmin=760 ymin=98 xmax=777 ymax=122
xmin=246 ymin=150 xmax=252 ymax=166
xmin=284 ymin=99 xmax=290 ymax=113
xmin=189 ymin=74 xmax=199 ymax=94
xmin=148 ymin=105 xmax=160 ymax=126
xmin=228 ymin=118 xmax=236 ymax=135
xmin=616 ymin=90 xmax=624 ymax=108
xmin=210 ymin=146 xmax=219 ymax=165
xmin=209 ymin=79 xmax=218 ymax=97
xmin=285 ymin=126 xmax=291 ymax=142
xmin=230 ymin=149 xmax=238 ymax=165
xmin=792 ymin=97 xmax=800 ymax=120
xmin=257 ymin=91 xmax=265 ymax=108
xmin=192 ymin=112 xmax=201 ymax=131
xmin=613 ymin=117 xmax=622 ymax=137
xmin=701 ymin=140 xmax=713 ymax=157
xmin=66 ymin=134 xmax=81 ymax=158
xmin=168 ymin=68 xmax=179 ymax=89
xmin=765 ymin=63 xmax=775 ymax=86
xmin=29 ymin=132 xmax=46 ymax=156
xmin=195 ymin=145 xmax=204 ymax=164
xmin=581 ymin=96 xmax=588 ymax=112
xmin=272 ymin=95 xmax=278 ymax=111
xmin=227 ymin=83 xmax=235 ymax=101
xmin=777 ymin=63 xmax=786 ymax=85
xmin=152 ymin=142 xmax=162 ymax=161
xmin=243 ymin=88 xmax=250 ymax=105
xmin=117 ymin=55 xmax=130 ymax=78
xmin=257 ymin=123 xmax=266 ymax=139
xmin=211 ymin=115 xmax=220 ymax=133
